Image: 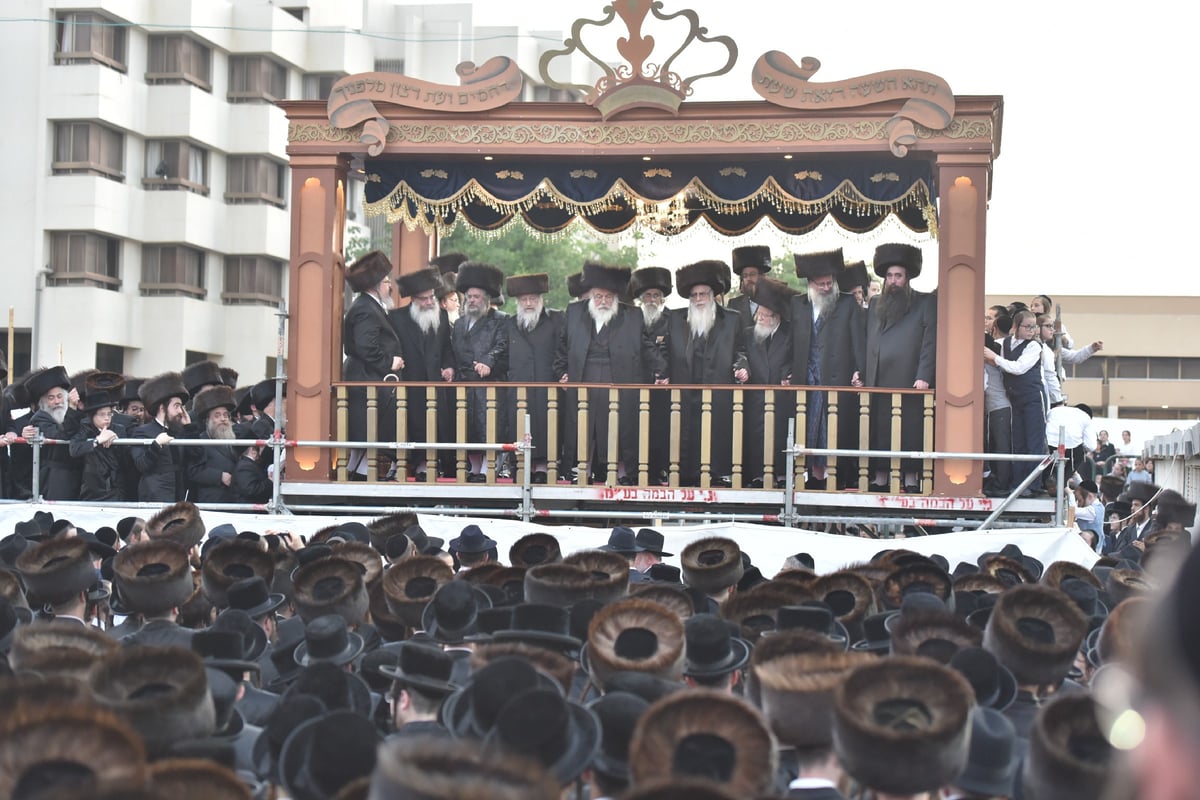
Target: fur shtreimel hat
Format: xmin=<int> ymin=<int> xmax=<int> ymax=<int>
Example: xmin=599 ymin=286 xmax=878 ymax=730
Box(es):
xmin=15 ymin=536 xmax=96 ymax=607
xmin=630 ymin=690 xmax=776 ymax=798
xmin=201 ymin=540 xmax=275 ymax=610
xmin=8 ymin=619 xmax=119 ymax=681
xmin=879 ymin=562 xmax=954 ymax=611
xmin=292 ymin=556 xmax=369 ymax=625
xmin=888 ymin=610 xmax=982 ymax=663
xmin=345 ymin=250 xmax=393 ymax=293
xmin=181 ymin=360 xmax=224 ymax=397
xmin=793 ymin=249 xmax=844 ymax=281
xmin=148 ymin=758 xmax=252 ymax=799
xmin=811 ymin=571 xmax=875 ymax=626
xmin=838 ymin=261 xmax=870 ymax=293
xmin=832 ymin=656 xmax=974 ymax=795
xmin=506 ymin=273 xmax=550 ymax=298
xmin=719 ymin=581 xmax=813 ymax=643
xmin=731 ymin=245 xmax=772 ymax=274
xmin=509 ymin=533 xmax=563 ymax=568
xmin=525 ymin=562 xmax=623 ymax=607
xmin=1021 ymin=693 xmax=1114 ymax=800
xmin=89 ymin=645 xmax=217 ymax=758
xmin=430 ymin=252 xmax=469 ymax=276
xmin=366 ymin=511 xmax=419 ymax=553
xmin=191 ymin=385 xmax=236 ymax=422
xmin=330 ymin=540 xmax=383 ymax=587
xmin=146 ymin=501 xmax=206 ymax=550
xmin=629 ymin=267 xmax=672 ymax=299
xmin=0 ymin=705 xmax=149 ymax=798
xmin=115 ymin=540 xmax=195 ymax=616
xmin=561 ymin=550 xmax=632 ymax=602
xmin=383 ymin=554 xmax=454 ymax=628
xmin=81 ymin=371 xmax=126 ymax=413
xmin=1124 ymin=481 xmax=1159 ymax=505
xmin=22 ymin=365 xmax=70 ymax=404
xmin=983 ymin=583 xmax=1088 ymax=686
xmin=455 ymin=262 xmax=505 ymax=298
xmin=139 ymin=371 xmax=190 ymax=412
xmin=566 ymin=271 xmax=587 ymax=298
xmin=681 ymin=537 xmax=744 ymax=596
xmin=582 ymin=261 xmax=632 ymax=296
xmin=751 ymin=277 xmax=795 ymax=320
xmin=397 ymin=268 xmax=443 ymax=299
xmin=756 ymin=650 xmax=876 ymax=750
xmin=369 ymin=734 xmax=561 ymax=800
xmin=872 ymin=243 xmax=923 ymax=279
xmin=586 ymin=598 xmax=686 ymax=692
xmin=1041 ymin=560 xmax=1102 ymax=592
xmin=675 ymin=260 xmax=730 ymax=298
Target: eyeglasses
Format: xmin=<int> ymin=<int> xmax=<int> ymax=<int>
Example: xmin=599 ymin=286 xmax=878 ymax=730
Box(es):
xmin=1019 ymin=324 xmax=1038 ymax=331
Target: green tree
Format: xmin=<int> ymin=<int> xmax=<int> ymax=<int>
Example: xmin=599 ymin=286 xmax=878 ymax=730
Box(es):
xmin=439 ymin=223 xmax=638 ymax=311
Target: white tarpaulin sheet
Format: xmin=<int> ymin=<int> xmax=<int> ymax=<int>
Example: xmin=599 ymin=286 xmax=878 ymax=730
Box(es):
xmin=0 ymin=504 xmax=1098 ymax=575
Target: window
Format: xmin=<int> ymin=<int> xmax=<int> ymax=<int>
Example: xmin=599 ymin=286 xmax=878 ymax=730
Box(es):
xmin=1149 ymin=358 xmax=1180 ymax=380
xmin=141 ymin=245 xmax=206 ymax=298
xmin=54 ymin=12 xmax=127 ymax=72
xmin=302 ymin=73 xmax=344 ymax=101
xmin=228 ymin=55 xmax=288 ymax=102
xmin=1114 ymin=357 xmax=1148 ymax=380
xmin=1181 ymin=358 xmax=1200 ymax=380
xmin=95 ymin=343 xmax=125 ymax=374
xmin=144 ymin=140 xmax=209 ymax=195
xmin=1069 ymin=356 xmax=1105 ymax=380
xmin=47 ymin=232 xmax=121 ymax=289
xmin=225 ymin=156 xmax=286 ymax=207
xmin=223 ymin=256 xmax=284 ymax=306
xmin=52 ymin=121 xmax=124 ymax=180
xmin=146 ymin=34 xmax=212 ymax=90
xmin=374 ymin=59 xmax=405 ymax=74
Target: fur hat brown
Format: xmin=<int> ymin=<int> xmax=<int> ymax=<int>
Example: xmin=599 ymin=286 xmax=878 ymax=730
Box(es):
xmin=292 ymin=556 xmax=369 ymax=625
xmin=370 ymin=734 xmax=560 ymax=800
xmin=366 ymin=512 xmax=419 ymax=553
xmin=0 ymin=705 xmax=148 ymax=798
xmin=832 ymin=656 xmax=974 ymax=795
xmin=980 ymin=554 xmax=1037 ymax=587
xmin=430 ymin=252 xmax=468 ymax=276
xmin=756 ymin=650 xmax=877 ymax=749
xmin=181 ymin=360 xmax=224 ymax=396
xmin=630 ymin=690 xmax=776 ymax=798
xmin=82 ymin=371 xmax=126 ymax=413
xmin=872 ymin=242 xmax=923 ymax=279
xmin=731 ymin=245 xmax=772 ymax=275
xmin=191 ymin=385 xmax=236 ymax=422
xmin=15 ymin=536 xmax=96 ymax=606
xmin=505 ymin=273 xmax=550 ymax=297
xmin=509 ymin=533 xmax=562 ymax=568
xmin=1041 ymin=560 xmax=1102 ymax=591
xmin=90 ymin=646 xmax=217 ymax=757
xmin=749 ymin=276 xmax=795 ymax=319
xmin=23 ymin=365 xmax=71 ymax=403
xmin=586 ymin=598 xmax=686 ymax=691
xmin=953 ymin=573 xmax=1008 ymax=595
xmin=397 ymin=268 xmax=443 ymax=298
xmin=719 ymin=581 xmax=813 ymax=642
xmin=331 ymin=541 xmax=383 ymax=587
xmin=566 ymin=271 xmax=587 ymax=298
xmin=838 ymin=261 xmax=869 ymax=294
xmin=681 ymin=537 xmax=743 ymax=596
xmin=889 ymin=610 xmax=982 ymax=662
xmin=471 ymin=641 xmax=576 ymax=695
xmin=524 ymin=563 xmax=614 ymax=607
xmin=581 ymin=261 xmax=631 ymax=296
xmin=632 ymin=584 xmax=696 ymax=622
xmin=146 ymin=501 xmax=206 ymax=550
xmin=622 ymin=779 xmax=741 ymax=800
xmin=675 ymin=260 xmax=730 ymax=298
xmin=115 ymin=540 xmax=195 ymax=615
xmin=201 ymin=540 xmax=274 ymax=609
xmin=8 ymin=619 xmax=119 ymax=679
xmin=811 ymin=571 xmax=875 ymax=625
xmin=1125 ymin=480 xmax=1159 ymax=505
xmin=879 ymin=562 xmax=953 ymax=610
xmin=561 ymin=549 xmax=631 ymax=602
xmin=745 ymin=627 xmax=844 ymax=707
xmin=140 ymin=370 xmax=190 ymax=411
xmin=1096 ymin=596 xmax=1147 ymax=667
xmin=983 ymin=583 xmax=1088 ymax=686
xmin=345 ymin=250 xmax=392 ymax=293
xmin=793 ymin=248 xmax=843 ymax=281
xmin=629 ymin=267 xmax=672 ymax=299
xmin=1106 ymin=568 xmax=1152 ymax=605
xmin=1021 ymin=693 xmax=1114 ymax=800
xmin=148 ymin=758 xmax=252 ymax=800
xmin=455 ymin=261 xmax=505 ymax=298
xmin=383 ymin=554 xmax=454 ymax=627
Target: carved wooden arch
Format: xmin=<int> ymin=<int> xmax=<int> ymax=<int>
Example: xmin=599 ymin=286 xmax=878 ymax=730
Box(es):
xmin=280 ymin=94 xmax=1002 ymax=495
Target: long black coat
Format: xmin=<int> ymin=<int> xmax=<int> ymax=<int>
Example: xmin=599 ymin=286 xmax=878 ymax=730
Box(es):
xmin=505 ymin=308 xmax=564 ymax=461
xmin=130 ymin=419 xmax=185 ymax=503
xmin=743 ymin=322 xmax=793 ymax=482
xmin=555 ymin=302 xmax=662 ymax=477
xmin=5 ymin=410 xmax=33 ymax=499
xmin=664 ymin=305 xmax=748 ymax=480
xmin=389 ymin=306 xmax=455 ymax=472
xmin=184 ymin=434 xmax=238 ymax=504
xmin=863 ymin=290 xmax=937 ymax=465
xmin=451 ymin=309 xmax=509 ymax=447
xmin=30 ymin=408 xmax=83 ymax=500
xmin=343 ymin=293 xmax=404 ymax=443
xmin=69 ymin=421 xmax=126 ymax=501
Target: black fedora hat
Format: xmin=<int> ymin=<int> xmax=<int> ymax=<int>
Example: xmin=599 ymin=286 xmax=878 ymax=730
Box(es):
xmin=947 ymin=646 xmax=1017 ymax=711
xmin=225 ymin=575 xmax=285 ymax=620
xmin=282 ymin=660 xmax=374 ymax=717
xmin=251 ymin=694 xmax=326 ymax=784
xmin=683 ymin=613 xmax=750 ymax=679
xmin=378 ymin=640 xmax=458 ymax=697
xmin=483 ymin=687 xmax=601 ymax=785
xmin=421 ymin=580 xmax=493 ymax=644
xmin=635 ymin=528 xmax=673 ymax=558
xmin=493 ymin=602 xmax=582 ymax=653
xmin=294 ymin=614 xmax=364 ymax=667
xmin=211 ymin=606 xmax=270 ymax=662
xmin=588 ymin=690 xmax=650 ymax=788
xmin=192 ymin=627 xmax=261 ymax=677
xmin=279 ymin=709 xmax=381 ymax=800
xmin=955 ymin=707 xmax=1020 ymax=797
xmin=449 ymin=524 xmax=497 ymax=555
xmin=600 ymin=526 xmax=645 ymax=556
xmin=440 ymin=654 xmax=563 ymax=739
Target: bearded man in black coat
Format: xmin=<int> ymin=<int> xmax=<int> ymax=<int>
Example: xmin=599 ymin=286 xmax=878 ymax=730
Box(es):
xmin=130 ymin=371 xmax=191 ymax=502
xmin=450 ymin=262 xmax=508 ymax=481
xmin=742 ymin=277 xmax=795 ymax=488
xmin=554 ymin=261 xmax=663 ymax=485
xmin=185 ymin=385 xmax=240 ymax=503
xmin=629 ymin=267 xmax=672 ymax=485
xmin=20 ymin=365 xmax=82 ymax=500
xmin=503 ymin=273 xmax=563 ymax=483
xmin=388 ymin=267 xmax=454 ymax=479
xmin=663 ymin=260 xmax=748 ymax=487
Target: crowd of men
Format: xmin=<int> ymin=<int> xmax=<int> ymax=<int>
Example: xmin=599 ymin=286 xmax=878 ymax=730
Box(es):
xmin=1 ymin=496 xmax=1196 ymax=798
xmin=343 ymin=242 xmax=936 ymax=490
xmin=0 ymin=360 xmax=283 ymax=504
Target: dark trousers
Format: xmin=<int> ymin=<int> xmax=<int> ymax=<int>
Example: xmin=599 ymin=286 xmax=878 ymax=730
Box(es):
xmin=986 ymin=407 xmax=1013 ymax=490
xmin=1010 ymin=393 xmax=1046 ymax=491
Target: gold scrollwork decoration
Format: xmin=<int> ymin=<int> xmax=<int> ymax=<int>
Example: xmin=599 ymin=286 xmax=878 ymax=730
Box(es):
xmin=719 ymin=167 xmax=748 ymax=177
xmin=420 ymin=169 xmax=449 ymax=179
xmin=870 ymin=172 xmax=900 ymax=183
xmin=644 ymin=168 xmax=672 ymax=178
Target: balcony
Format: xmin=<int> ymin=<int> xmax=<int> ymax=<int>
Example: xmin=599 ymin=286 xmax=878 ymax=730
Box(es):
xmin=43 ymin=174 xmax=139 ymax=239
xmin=142 ymin=83 xmax=224 ymax=146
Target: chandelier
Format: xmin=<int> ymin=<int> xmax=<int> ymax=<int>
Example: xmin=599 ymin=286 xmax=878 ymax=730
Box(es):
xmin=635 ymin=193 xmax=691 ymax=235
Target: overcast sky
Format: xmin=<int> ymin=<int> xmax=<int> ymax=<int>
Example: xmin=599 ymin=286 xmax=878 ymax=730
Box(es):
xmin=407 ymin=0 xmax=1188 ymax=297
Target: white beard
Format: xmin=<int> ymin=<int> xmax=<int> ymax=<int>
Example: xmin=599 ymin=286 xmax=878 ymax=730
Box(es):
xmin=445 ymin=308 xmax=459 ymax=325
xmin=517 ymin=300 xmax=544 ymax=332
xmin=409 ymin=302 xmax=441 ymax=335
xmin=641 ymin=303 xmax=663 ymax=327
xmin=688 ymin=301 xmax=716 ymax=338
xmin=753 ymin=320 xmax=779 ymax=344
xmin=589 ymin=298 xmax=617 ymax=332
xmin=40 ymin=402 xmax=66 ymax=425
xmin=808 ymin=285 xmax=836 ymax=318
xmin=207 ymin=418 xmax=235 ymax=440
xmin=377 ymin=290 xmax=396 ymax=311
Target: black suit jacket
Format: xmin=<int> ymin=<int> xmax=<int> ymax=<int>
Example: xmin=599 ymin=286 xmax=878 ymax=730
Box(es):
xmin=390 ymin=307 xmax=453 ymax=382
xmin=789 ymin=292 xmax=864 ymax=386
xmin=864 ymin=290 xmax=937 ymax=388
xmin=664 ymin=305 xmax=747 ymax=384
xmin=554 ymin=302 xmax=662 ymax=383
xmin=343 ymin=293 xmax=404 ymax=381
